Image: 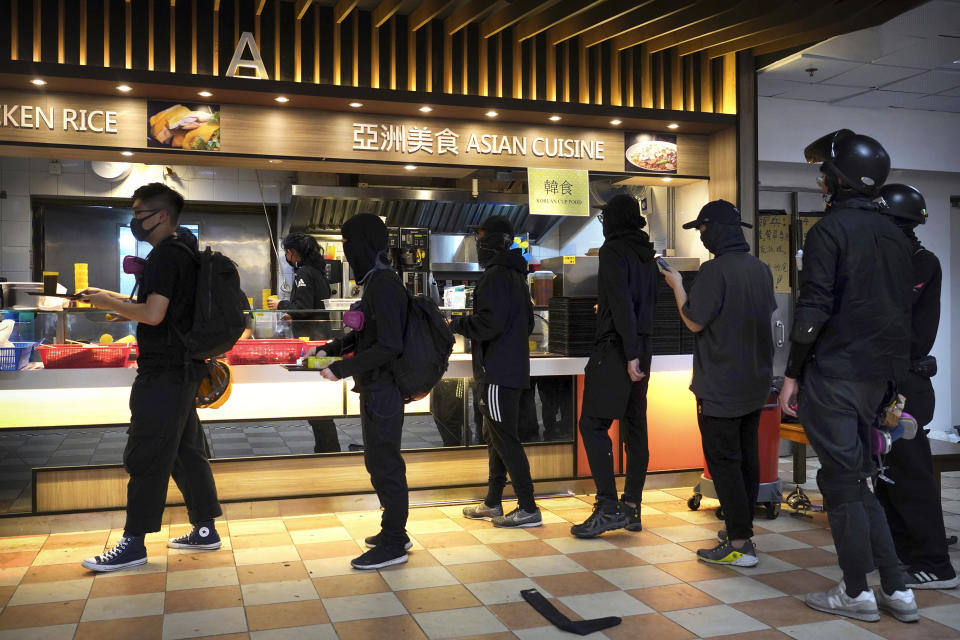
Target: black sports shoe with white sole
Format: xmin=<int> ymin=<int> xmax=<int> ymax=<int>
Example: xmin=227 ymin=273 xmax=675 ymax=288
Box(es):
xmin=904 ymin=568 xmax=960 ymax=590
xmin=167 ymin=524 xmax=222 ymax=550
xmin=82 ymin=536 xmax=148 ymax=572
xmin=351 ymin=545 xmax=408 ymax=570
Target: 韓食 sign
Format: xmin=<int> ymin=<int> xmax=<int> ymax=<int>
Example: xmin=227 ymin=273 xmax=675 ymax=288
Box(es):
xmin=527 ymin=168 xmax=589 ymax=216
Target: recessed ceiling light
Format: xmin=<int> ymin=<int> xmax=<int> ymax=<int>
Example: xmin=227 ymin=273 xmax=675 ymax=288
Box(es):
xmin=121 ymin=151 xmax=133 ymax=157
xmin=116 ymin=84 xmax=132 ymax=92
xmin=419 ymin=106 xmax=433 ymax=113
xmin=404 ymin=164 xmax=417 ymax=171
xmin=30 ymin=78 xmax=46 ymax=86
xmin=549 ymin=115 xmax=561 ymax=122
xmin=610 ymin=119 xmax=622 ymax=126
xmin=268 ymin=159 xmax=282 ymax=164
xmin=486 ymin=110 xmax=498 ymax=118
xmin=667 ymin=123 xmax=679 ymax=129
xmin=349 ymin=102 xmax=363 ymax=108
xmin=275 ymin=96 xmax=289 ymax=103
xmin=662 ymin=177 xmax=672 ymax=182
xmin=198 ymin=91 xmax=213 ymax=97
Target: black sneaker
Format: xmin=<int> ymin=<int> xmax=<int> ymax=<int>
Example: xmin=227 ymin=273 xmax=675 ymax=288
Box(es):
xmin=697 ymin=539 xmax=758 ymax=567
xmin=81 ymin=536 xmax=147 ymax=572
xmin=492 ymin=507 xmax=542 ymax=528
xmin=570 ymin=503 xmax=629 ymax=538
xmin=167 ymin=524 xmax=222 ymax=550
xmin=905 ymin=567 xmax=960 ymax=590
xmin=717 ymin=529 xmax=728 ymax=541
xmin=351 ymin=545 xmax=408 ymax=570
xmin=364 ymin=531 xmax=413 ymax=550
xmin=621 ymin=501 xmax=642 ymax=531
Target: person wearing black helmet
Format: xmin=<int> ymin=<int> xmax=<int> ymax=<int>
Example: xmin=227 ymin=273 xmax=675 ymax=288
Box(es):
xmin=570 ymin=194 xmax=657 ymax=538
xmin=270 ymin=232 xmax=339 ymax=453
xmin=781 ymin=130 xmax=916 ymax=622
xmin=310 ymin=214 xmax=411 ymax=569
xmin=451 ymin=215 xmax=542 ymax=528
xmin=874 ymin=185 xmax=957 ymax=590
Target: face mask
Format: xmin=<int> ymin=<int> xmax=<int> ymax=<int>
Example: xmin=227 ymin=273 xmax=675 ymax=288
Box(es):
xmin=477 ymin=233 xmax=508 ymax=268
xmin=130 ymin=210 xmax=161 ymax=242
xmin=285 ymin=257 xmax=297 ymax=268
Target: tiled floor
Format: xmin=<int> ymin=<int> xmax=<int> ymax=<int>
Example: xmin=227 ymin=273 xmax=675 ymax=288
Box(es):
xmin=2 ymin=482 xmax=960 ymax=640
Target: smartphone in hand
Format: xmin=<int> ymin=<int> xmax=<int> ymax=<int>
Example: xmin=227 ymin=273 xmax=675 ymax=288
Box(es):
xmin=655 ymin=256 xmax=671 ymax=271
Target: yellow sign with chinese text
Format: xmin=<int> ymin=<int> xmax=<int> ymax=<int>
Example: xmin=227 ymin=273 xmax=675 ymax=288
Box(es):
xmin=527 ymin=168 xmax=590 ymax=216
xmin=758 ymin=214 xmax=790 ymax=294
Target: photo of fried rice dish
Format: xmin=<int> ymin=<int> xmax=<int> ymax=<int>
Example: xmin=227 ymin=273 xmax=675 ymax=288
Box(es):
xmin=625 ymin=139 xmax=677 ymax=172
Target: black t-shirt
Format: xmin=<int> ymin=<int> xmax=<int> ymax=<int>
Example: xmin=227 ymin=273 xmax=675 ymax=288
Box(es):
xmin=136 ymin=237 xmax=197 ymax=372
xmin=683 ymin=253 xmax=776 ymax=418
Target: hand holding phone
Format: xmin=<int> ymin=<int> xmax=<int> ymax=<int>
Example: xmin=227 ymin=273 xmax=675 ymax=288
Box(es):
xmin=655 ymin=256 xmax=671 ymax=271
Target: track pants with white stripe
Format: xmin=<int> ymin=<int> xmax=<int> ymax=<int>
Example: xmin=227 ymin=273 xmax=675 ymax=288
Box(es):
xmin=478 ymin=383 xmax=537 ymax=512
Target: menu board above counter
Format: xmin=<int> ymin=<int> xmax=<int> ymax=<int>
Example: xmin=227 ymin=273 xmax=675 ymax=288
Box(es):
xmin=0 ymin=90 xmax=711 ymax=175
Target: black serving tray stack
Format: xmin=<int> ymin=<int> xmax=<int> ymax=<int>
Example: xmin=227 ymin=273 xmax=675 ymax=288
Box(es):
xmin=652 ymin=271 xmax=698 ymax=355
xmin=548 ymin=297 xmax=598 ymax=356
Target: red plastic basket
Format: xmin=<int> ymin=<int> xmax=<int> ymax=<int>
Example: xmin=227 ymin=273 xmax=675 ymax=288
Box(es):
xmin=225 ymin=339 xmax=308 ymax=365
xmin=37 ymin=344 xmax=133 ymax=369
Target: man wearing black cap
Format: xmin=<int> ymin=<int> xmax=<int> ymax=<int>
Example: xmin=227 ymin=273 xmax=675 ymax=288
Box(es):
xmin=313 ymin=214 xmax=412 ymax=569
xmin=571 ymin=194 xmax=657 ymax=538
xmin=782 ymin=130 xmax=915 ymax=622
xmin=661 ymin=200 xmax=776 ymax=566
xmin=451 ymin=215 xmax=542 ymax=528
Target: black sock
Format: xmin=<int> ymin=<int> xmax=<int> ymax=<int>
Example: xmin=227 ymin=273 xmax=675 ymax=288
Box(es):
xmin=844 ymin=575 xmax=869 ymax=598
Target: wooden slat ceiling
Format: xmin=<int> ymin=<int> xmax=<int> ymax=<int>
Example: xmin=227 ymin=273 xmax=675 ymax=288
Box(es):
xmin=1 ymin=0 xmax=925 ymax=116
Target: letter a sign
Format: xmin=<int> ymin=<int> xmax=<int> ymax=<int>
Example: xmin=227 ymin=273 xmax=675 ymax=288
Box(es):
xmin=226 ymin=32 xmax=269 ymax=80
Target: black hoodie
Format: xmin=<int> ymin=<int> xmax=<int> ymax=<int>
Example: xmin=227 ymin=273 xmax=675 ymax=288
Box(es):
xmin=451 ymin=248 xmax=534 ymax=389
xmin=594 ymin=226 xmax=657 ymax=362
xmin=278 ymin=253 xmax=331 ymax=339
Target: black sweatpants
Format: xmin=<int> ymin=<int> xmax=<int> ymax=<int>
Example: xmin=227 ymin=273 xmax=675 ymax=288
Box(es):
xmin=799 ymin=368 xmax=905 ymax=595
xmin=124 ymin=365 xmax=222 ymax=535
xmin=360 ymin=383 xmax=409 ymax=549
xmin=698 ymin=408 xmax=761 ymax=541
xmin=478 ymin=383 xmax=537 ymax=512
xmin=309 ymin=418 xmax=341 ymax=453
xmin=537 ymin=376 xmax=574 ymax=441
xmin=579 ymin=378 xmax=650 ymax=509
xmin=876 ymin=375 xmax=954 ymax=576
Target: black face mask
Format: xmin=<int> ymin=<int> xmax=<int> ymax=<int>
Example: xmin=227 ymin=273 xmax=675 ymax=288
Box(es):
xmin=130 ymin=210 xmax=161 ymax=242
xmin=477 ymin=233 xmax=509 ymax=268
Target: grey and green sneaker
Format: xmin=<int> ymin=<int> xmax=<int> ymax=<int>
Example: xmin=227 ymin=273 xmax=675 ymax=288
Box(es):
xmin=463 ymin=502 xmax=504 ymax=520
xmin=492 ymin=507 xmax=542 ymax=528
xmin=697 ymin=539 xmax=759 ymax=567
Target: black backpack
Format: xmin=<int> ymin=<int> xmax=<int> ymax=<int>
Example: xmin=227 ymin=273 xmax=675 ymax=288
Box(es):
xmin=172 ymin=241 xmax=248 ymax=360
xmin=393 ymin=292 xmax=455 ymax=403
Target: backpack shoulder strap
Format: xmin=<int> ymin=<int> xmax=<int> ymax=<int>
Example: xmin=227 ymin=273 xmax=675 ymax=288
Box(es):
xmin=167 ymin=238 xmax=201 ymax=264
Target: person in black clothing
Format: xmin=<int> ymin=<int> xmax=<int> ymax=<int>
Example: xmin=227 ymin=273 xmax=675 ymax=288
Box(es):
xmin=269 ymin=232 xmax=339 ymax=453
xmin=781 ymin=130 xmax=917 ymax=623
xmin=874 ymin=184 xmax=958 ymax=590
xmin=571 ymin=194 xmax=657 ymax=538
xmin=312 ymin=214 xmax=411 ymax=569
xmin=662 ymin=200 xmax=776 ymax=567
xmin=451 ymin=216 xmax=542 ymax=528
xmin=80 ymin=183 xmax=222 ymax=572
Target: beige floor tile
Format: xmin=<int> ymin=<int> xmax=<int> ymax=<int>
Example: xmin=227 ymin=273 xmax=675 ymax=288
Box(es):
xmin=396 ymin=584 xmax=481 ymax=613
xmin=465 ymin=578 xmax=550 ymax=605
xmin=236 ymin=562 xmax=309 ymax=585
xmin=233 ymin=546 xmax=301 ymax=566
xmin=0 ymin=567 xmax=28 ymax=586
xmin=380 ymin=566 xmax=458 ymax=591
xmin=8 ymin=578 xmax=93 ymax=606
xmin=0 ymin=600 xmax=85 ymax=629
xmin=0 ymin=536 xmax=47 ymax=552
xmin=689 ymin=576 xmax=786 ymax=604
xmin=161 ymin=606 xmax=247 ymax=640
xmin=595 ymin=565 xmax=682 ymax=590
xmin=245 ymin=599 xmax=329 ymax=631
xmin=311 ymin=573 xmax=389 ymax=598
xmin=32 ymin=546 xmax=106 ymax=566
xmin=95 ymin=557 xmax=168 ymax=577
xmin=436 ymin=505 xmax=474 ymax=519
xmin=531 ymin=571 xmax=618 ymax=597
xmin=508 ymin=555 xmax=586 ymax=577
xmin=624 ymin=542 xmax=697 ymax=564
xmin=560 ymin=591 xmax=653 ymax=619
xmin=405 ymin=519 xmax=464 ymax=535
xmin=537 ymin=498 xmax=592 ymax=510
xmin=241 ymin=579 xmax=319 ymax=606
xmin=74 ymin=615 xmax=164 ymax=640
xmin=446 ymin=560 xmax=526 ymax=584
xmin=321 ymin=591 xmax=407 ymax=623
xmin=80 ymin=592 xmax=165 ymax=622
xmin=225 ymin=519 xmax=287 ymax=536
xmin=537 ymin=511 xmax=568 ymax=525
xmin=664 ymin=604 xmax=769 ymax=638
xmin=413 ymin=606 xmax=507 ymax=640
xmin=629 ymin=583 xmax=723 ymax=612
xmin=542 ymin=536 xmax=615 ymax=555
xmin=288 ymin=528 xmax=352 ymax=545
xmin=0 ymin=623 xmax=77 ymax=640
xmin=166 ymin=567 xmax=238 ymax=591
xmin=249 ymin=623 xmax=337 ymax=639
xmin=427 ymin=545 xmax=501 ymax=566
xmin=89 ymin=572 xmax=167 ymax=598
xmin=469 ymin=528 xmax=536 ymax=545
xmin=332 ymin=615 xmax=426 ymax=640
xmin=646 ymin=525 xmax=719 ymax=543
xmin=303 ymin=557 xmax=357 ymax=578
xmin=163 ymin=585 xmax=244 ymax=613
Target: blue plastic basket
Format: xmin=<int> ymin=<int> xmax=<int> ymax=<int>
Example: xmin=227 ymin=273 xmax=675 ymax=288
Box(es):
xmin=0 ymin=342 xmax=36 ymax=371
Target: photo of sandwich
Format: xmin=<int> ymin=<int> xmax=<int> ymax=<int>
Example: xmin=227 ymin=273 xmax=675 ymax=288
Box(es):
xmin=147 ymin=101 xmax=221 ymax=151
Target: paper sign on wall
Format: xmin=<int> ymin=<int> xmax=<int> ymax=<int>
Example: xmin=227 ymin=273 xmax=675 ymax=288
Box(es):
xmin=527 ymin=168 xmax=590 ymax=216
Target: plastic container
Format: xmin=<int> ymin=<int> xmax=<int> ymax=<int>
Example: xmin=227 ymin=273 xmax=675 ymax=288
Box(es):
xmin=225 ymin=339 xmax=308 ymax=365
xmin=530 ymin=271 xmax=555 ymax=306
xmin=0 ymin=342 xmax=36 ymax=371
xmin=37 ymin=343 xmax=133 ymax=369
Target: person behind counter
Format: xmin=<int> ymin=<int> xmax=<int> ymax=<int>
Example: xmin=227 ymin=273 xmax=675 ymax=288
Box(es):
xmin=269 ymin=232 xmax=339 ymax=454
xmin=874 ymin=185 xmax=958 ymax=590
xmin=79 ymin=182 xmax=223 ymax=572
xmin=661 ymin=200 xmax=776 ymax=567
xmin=452 ymin=216 xmax=542 ymax=528
xmin=310 ymin=214 xmax=412 ymax=569
xmin=571 ymin=194 xmax=656 ymax=539
xmin=782 ymin=130 xmax=916 ymax=623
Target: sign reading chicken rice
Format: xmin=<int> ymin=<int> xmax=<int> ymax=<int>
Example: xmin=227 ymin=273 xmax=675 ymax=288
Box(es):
xmin=147 ymin=101 xmax=221 ymax=151
xmin=623 ymin=132 xmax=677 ymax=174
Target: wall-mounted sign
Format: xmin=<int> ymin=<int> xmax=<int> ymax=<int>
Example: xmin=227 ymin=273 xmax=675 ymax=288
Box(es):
xmin=624 ymin=132 xmax=677 ymax=174
xmin=147 ymin=102 xmax=221 ymax=151
xmin=527 ymin=168 xmax=589 ymax=216
xmin=0 ymin=102 xmax=119 ymax=134
xmin=226 ymin=32 xmax=270 ymax=80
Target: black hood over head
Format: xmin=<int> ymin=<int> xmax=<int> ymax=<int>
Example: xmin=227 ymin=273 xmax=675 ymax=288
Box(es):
xmin=700 ymin=222 xmax=750 ymax=256
xmin=485 ymin=247 xmax=528 ymax=273
xmin=599 ymin=194 xmax=655 ymax=261
xmin=174 ymin=225 xmax=199 ymax=251
xmin=341 ymin=214 xmax=388 ymax=279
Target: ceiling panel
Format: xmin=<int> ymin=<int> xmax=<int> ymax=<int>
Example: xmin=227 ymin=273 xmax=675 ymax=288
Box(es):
xmin=803 ymin=28 xmax=925 ymax=63
xmin=759 ymin=54 xmax=862 ymax=84
xmin=883 ymin=69 xmax=960 ymax=92
xmin=774 ymin=83 xmax=868 ymax=101
xmin=910 ymin=93 xmax=960 ymax=111
xmin=881 ymin=0 xmax=960 ymax=38
xmin=822 ymin=63 xmax=924 ymax=88
xmin=872 ymin=35 xmax=960 ymax=68
xmin=830 ymin=89 xmax=926 ymax=108
xmin=757 ymin=78 xmax=806 ymax=97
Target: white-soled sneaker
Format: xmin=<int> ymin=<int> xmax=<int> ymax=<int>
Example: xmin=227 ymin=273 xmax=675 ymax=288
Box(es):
xmin=876 ymin=587 xmax=918 ymax=622
xmin=462 ymin=503 xmax=504 ymax=520
xmin=805 ymin=581 xmax=879 ymax=622
xmin=492 ymin=507 xmax=542 ymax=528
xmin=81 ymin=536 xmax=147 ymax=572
xmin=167 ymin=524 xmax=222 ymax=550
xmin=905 ymin=568 xmax=960 ymax=590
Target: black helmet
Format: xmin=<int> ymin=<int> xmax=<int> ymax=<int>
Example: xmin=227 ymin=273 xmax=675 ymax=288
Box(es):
xmin=879 ymin=184 xmax=927 ymax=226
xmin=804 ymin=129 xmax=890 ymax=197
xmin=282 ymin=232 xmax=321 ymax=259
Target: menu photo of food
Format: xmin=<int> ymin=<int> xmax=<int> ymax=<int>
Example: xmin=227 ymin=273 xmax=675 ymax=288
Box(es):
xmin=147 ymin=101 xmax=221 ymax=151
xmin=624 ymin=132 xmax=677 ymax=173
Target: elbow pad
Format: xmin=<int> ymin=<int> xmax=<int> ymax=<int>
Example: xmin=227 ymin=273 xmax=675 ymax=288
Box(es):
xmin=790 ymin=320 xmax=822 ymax=345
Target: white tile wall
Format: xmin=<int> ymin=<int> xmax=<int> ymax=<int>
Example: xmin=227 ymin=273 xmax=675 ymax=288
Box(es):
xmin=1 ymin=196 xmax=30 ymax=221
xmin=1 ymin=219 xmax=29 ymax=246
